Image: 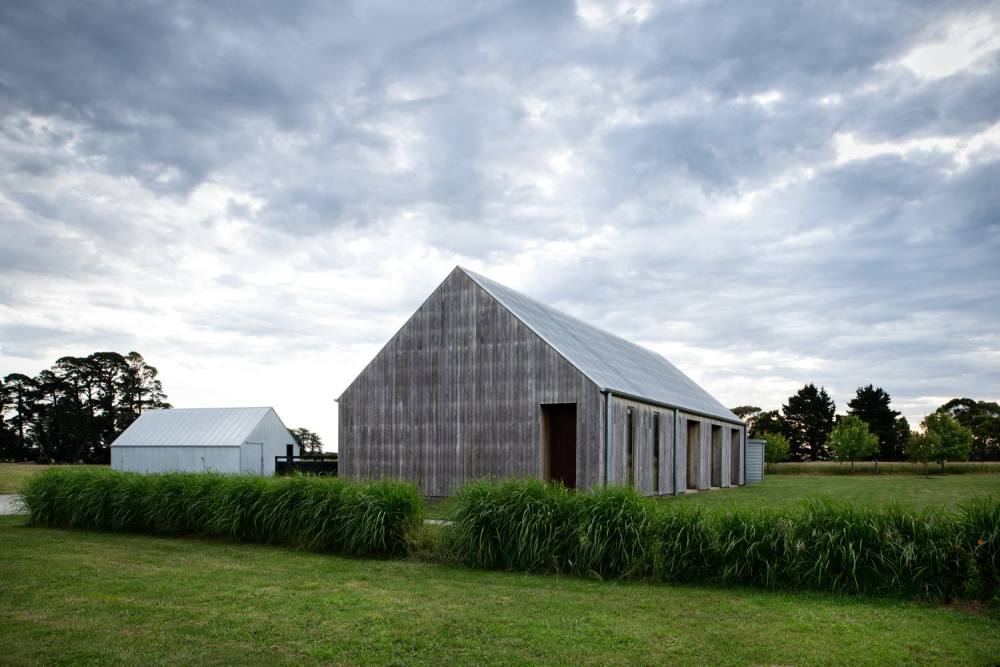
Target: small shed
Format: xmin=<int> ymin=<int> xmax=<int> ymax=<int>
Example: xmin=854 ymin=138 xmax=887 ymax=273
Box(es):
xmin=111 ymin=407 xmax=297 ymax=476
xmin=746 ymin=439 xmax=766 ymax=483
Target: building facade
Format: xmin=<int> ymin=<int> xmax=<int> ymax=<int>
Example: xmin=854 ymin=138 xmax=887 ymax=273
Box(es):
xmin=339 ymin=267 xmax=744 ymax=496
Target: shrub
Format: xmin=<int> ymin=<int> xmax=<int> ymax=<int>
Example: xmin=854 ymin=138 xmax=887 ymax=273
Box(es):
xmin=20 ymin=467 xmax=422 ymax=557
xmin=960 ymin=497 xmax=1000 ymax=600
xmin=761 ymin=432 xmax=791 ymax=471
xmin=827 ymin=416 xmax=878 ymax=472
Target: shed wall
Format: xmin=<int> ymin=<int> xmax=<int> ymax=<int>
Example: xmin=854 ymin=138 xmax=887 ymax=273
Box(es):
xmin=111 ymin=446 xmax=240 ymax=474
xmin=339 ymin=270 xmax=603 ymax=496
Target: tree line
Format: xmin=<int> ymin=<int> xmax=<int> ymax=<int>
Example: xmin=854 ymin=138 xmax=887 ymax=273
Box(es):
xmin=733 ymin=384 xmax=1000 ymax=464
xmin=1 ymin=352 xmax=170 ymax=463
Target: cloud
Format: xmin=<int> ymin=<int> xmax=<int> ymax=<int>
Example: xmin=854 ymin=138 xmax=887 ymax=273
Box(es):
xmin=1 ymin=0 xmax=999 ymax=444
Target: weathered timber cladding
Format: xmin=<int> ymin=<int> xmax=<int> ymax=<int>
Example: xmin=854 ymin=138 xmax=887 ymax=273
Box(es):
xmin=608 ymin=395 xmax=675 ymax=495
xmin=339 ymin=269 xmax=603 ymax=496
xmin=676 ymin=413 xmax=745 ymax=490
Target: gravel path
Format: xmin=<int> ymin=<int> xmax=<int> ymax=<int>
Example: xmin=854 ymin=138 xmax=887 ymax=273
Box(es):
xmin=0 ymin=494 xmax=25 ymax=516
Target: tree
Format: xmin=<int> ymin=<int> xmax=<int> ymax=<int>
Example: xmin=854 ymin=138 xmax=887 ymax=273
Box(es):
xmin=291 ymin=427 xmax=324 ymax=455
xmin=781 ymin=384 xmax=835 ymax=460
xmin=921 ymin=412 xmax=973 ymax=471
xmin=847 ymin=385 xmax=903 ymax=460
xmin=1 ymin=352 xmax=170 ymax=464
xmin=1 ymin=373 xmax=38 ymax=460
xmin=827 ymin=415 xmax=878 ymax=472
xmin=935 ymin=398 xmax=1000 ymax=461
xmin=761 ymin=432 xmax=790 ymax=472
xmin=906 ymin=431 xmax=936 ymax=476
xmin=749 ymin=409 xmax=783 ymax=439
xmin=893 ymin=416 xmax=911 ymax=457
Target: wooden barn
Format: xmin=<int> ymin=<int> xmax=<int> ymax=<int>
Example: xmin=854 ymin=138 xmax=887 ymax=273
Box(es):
xmin=338 ymin=267 xmax=745 ymax=497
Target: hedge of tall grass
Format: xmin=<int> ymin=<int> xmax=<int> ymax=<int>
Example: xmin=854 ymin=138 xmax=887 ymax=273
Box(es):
xmin=20 ymin=467 xmax=422 ymax=557
xmin=448 ymin=478 xmax=1000 ymax=600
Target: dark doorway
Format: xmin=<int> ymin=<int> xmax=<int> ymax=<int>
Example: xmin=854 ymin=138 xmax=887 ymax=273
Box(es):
xmin=686 ymin=420 xmax=700 ymax=490
xmin=541 ymin=403 xmax=577 ymax=489
xmin=711 ymin=425 xmax=723 ymax=487
xmin=730 ymin=429 xmax=741 ymax=486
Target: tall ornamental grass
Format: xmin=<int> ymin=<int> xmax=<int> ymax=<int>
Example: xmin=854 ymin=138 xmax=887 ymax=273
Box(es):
xmin=20 ymin=467 xmax=422 ymax=557
xmin=448 ymin=478 xmax=999 ymax=601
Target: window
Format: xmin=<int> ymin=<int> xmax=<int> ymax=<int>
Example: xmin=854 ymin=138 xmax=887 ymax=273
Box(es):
xmin=626 ymin=407 xmax=634 ymax=487
xmin=652 ymin=412 xmax=660 ymax=493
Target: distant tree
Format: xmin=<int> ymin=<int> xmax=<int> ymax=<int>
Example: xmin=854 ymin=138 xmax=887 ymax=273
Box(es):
xmin=749 ymin=409 xmax=783 ymax=439
xmin=906 ymin=431 xmax=936 ymax=477
xmin=1 ymin=352 xmax=169 ymax=464
xmin=731 ymin=405 xmax=762 ymax=434
xmin=893 ymin=416 xmax=912 ymax=457
xmin=922 ymin=412 xmax=973 ymax=472
xmin=827 ymin=415 xmax=879 ymax=472
xmin=935 ymin=398 xmax=1000 ymax=461
xmin=1 ymin=373 xmax=38 ymax=460
xmin=291 ymin=427 xmax=324 ymax=455
xmin=847 ymin=385 xmax=903 ymax=460
xmin=761 ymin=432 xmax=791 ymax=472
xmin=782 ymin=384 xmax=835 ymax=460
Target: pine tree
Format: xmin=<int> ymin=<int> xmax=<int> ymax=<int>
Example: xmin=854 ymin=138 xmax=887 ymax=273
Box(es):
xmin=847 ymin=385 xmax=903 ymax=460
xmin=781 ymin=384 xmax=835 ymax=460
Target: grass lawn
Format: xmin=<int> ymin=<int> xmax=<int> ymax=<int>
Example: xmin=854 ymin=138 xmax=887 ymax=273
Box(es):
xmin=1 ymin=515 xmax=997 ymax=666
xmin=0 ymin=463 xmax=104 ymax=494
xmin=425 ymin=474 xmax=1000 ymax=519
xmin=665 ymin=473 xmax=1000 ymax=512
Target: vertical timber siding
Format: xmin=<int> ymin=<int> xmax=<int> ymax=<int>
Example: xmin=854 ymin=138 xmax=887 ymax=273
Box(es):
xmin=339 ymin=269 xmax=603 ymax=496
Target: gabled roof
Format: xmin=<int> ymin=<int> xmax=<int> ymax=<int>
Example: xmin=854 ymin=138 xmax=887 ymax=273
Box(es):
xmin=112 ymin=407 xmax=281 ymax=447
xmin=461 ymin=267 xmax=740 ymax=423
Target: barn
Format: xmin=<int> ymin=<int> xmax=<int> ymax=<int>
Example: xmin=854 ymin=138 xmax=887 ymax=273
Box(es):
xmin=111 ymin=407 xmax=298 ymax=476
xmin=338 ymin=267 xmax=745 ymax=497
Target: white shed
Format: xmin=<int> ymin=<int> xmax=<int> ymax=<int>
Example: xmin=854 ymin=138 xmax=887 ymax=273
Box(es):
xmin=111 ymin=407 xmax=298 ymax=476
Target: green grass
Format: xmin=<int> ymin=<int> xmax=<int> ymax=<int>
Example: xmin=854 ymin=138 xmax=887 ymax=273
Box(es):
xmin=0 ymin=463 xmax=102 ymax=494
xmin=772 ymin=461 xmax=1000 ymax=475
xmin=664 ymin=474 xmax=1000 ymax=511
xmin=426 ymin=474 xmax=1000 ymax=520
xmin=1 ymin=516 xmax=997 ymax=666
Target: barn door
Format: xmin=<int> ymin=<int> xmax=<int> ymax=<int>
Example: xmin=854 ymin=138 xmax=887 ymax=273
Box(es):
xmin=241 ymin=443 xmax=264 ymax=475
xmin=541 ymin=403 xmax=577 ymax=489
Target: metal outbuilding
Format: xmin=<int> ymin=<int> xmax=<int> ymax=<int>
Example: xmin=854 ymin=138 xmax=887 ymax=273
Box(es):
xmin=111 ymin=407 xmax=298 ymax=476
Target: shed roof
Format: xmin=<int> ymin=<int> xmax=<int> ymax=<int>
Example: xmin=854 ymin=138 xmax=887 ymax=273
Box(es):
xmin=112 ymin=407 xmax=280 ymax=447
xmin=461 ymin=268 xmax=740 ymax=423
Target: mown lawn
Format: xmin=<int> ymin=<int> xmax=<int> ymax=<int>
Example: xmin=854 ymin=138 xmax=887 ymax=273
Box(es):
xmin=666 ymin=473 xmax=1000 ymax=512
xmin=0 ymin=463 xmax=103 ymax=494
xmin=425 ymin=474 xmax=1000 ymax=519
xmin=0 ymin=515 xmax=997 ymax=666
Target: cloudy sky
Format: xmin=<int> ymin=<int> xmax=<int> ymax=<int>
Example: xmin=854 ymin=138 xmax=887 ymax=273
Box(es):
xmin=2 ymin=1 xmax=999 ymax=448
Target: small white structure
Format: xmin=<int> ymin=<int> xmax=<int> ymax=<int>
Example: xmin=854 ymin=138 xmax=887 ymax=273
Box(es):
xmin=746 ymin=438 xmax=766 ymax=483
xmin=111 ymin=407 xmax=298 ymax=476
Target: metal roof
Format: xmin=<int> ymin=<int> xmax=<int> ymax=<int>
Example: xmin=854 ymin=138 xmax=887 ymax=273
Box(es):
xmin=112 ymin=407 xmax=277 ymax=448
xmin=461 ymin=268 xmax=740 ymax=423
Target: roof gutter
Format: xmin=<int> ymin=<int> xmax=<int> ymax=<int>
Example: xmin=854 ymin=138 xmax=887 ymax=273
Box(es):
xmin=598 ymin=387 xmax=744 ymax=428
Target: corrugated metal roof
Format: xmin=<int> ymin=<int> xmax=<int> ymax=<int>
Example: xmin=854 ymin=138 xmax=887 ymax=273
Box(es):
xmin=462 ymin=268 xmax=740 ymax=423
xmin=112 ymin=407 xmax=275 ymax=447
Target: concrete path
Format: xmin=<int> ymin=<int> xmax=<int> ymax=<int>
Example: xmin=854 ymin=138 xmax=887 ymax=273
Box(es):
xmin=0 ymin=494 xmax=25 ymax=516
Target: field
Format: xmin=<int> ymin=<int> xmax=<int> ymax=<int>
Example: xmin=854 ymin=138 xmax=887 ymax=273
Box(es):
xmin=425 ymin=473 xmax=1000 ymax=519
xmin=0 ymin=463 xmax=102 ymax=494
xmin=1 ymin=515 xmax=998 ymax=666
xmin=667 ymin=473 xmax=1000 ymax=511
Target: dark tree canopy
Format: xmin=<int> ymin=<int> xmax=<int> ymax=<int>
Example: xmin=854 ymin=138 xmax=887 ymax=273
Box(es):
xmin=749 ymin=409 xmax=784 ymax=440
xmin=291 ymin=427 xmax=324 ymax=455
xmin=781 ymin=384 xmax=835 ymax=460
xmin=1 ymin=351 xmax=169 ymax=463
xmin=847 ymin=384 xmax=903 ymax=460
xmin=935 ymin=398 xmax=1000 ymax=461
